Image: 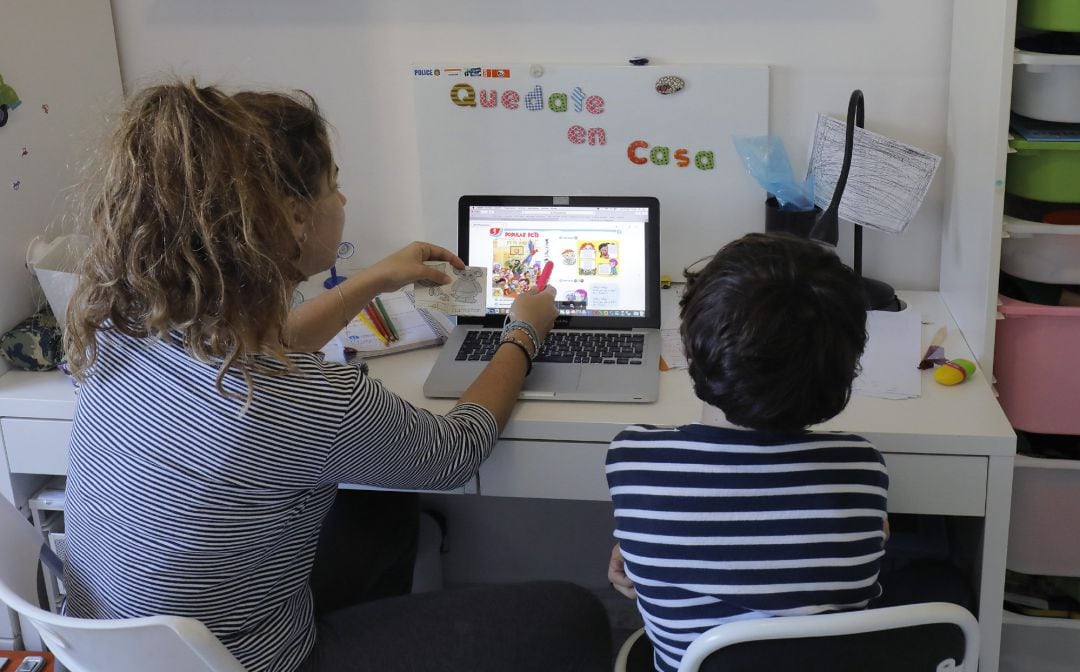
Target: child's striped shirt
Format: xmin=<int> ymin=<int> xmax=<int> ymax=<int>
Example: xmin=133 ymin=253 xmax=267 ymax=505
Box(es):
xmin=607 ymin=423 xmax=888 ymax=672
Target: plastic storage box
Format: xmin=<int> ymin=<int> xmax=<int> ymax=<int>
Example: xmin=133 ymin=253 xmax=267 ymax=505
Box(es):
xmin=1007 ymin=455 xmax=1080 ymax=575
xmin=994 ymin=297 xmax=1080 ymax=434
xmin=1018 ymin=0 xmax=1080 ymax=32
xmin=1000 ymin=223 xmax=1080 ymax=283
xmin=1001 ymin=613 xmax=1080 ymax=672
xmin=1007 ymin=137 xmax=1080 ymax=203
xmin=1005 ymin=193 xmax=1080 ymax=225
xmin=1013 ymin=63 xmax=1080 ymax=124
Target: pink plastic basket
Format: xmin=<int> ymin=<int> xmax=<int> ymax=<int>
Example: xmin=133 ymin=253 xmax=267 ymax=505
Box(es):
xmin=994 ymin=296 xmax=1080 ymax=434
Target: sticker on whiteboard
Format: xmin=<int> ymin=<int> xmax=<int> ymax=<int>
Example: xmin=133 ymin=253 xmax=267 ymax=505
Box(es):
xmin=524 ymin=85 xmax=543 ymax=111
xmin=571 ymin=87 xmax=585 ymax=113
xmin=0 ymin=74 xmax=22 ymax=128
xmin=655 ymin=76 xmax=685 ymax=95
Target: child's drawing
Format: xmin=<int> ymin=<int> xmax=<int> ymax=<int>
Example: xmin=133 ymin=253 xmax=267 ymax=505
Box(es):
xmin=413 ymin=261 xmax=488 ymax=316
xmin=450 ymin=267 xmax=483 ymax=304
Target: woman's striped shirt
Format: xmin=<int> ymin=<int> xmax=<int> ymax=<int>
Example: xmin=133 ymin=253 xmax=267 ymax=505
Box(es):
xmin=606 ymin=423 xmax=888 ymax=672
xmin=62 ymin=329 xmax=497 ymax=672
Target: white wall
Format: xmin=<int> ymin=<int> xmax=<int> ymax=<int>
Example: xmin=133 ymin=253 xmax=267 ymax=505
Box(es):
xmin=110 ymin=0 xmax=952 ymax=290
xmin=0 ymin=0 xmax=122 ymax=357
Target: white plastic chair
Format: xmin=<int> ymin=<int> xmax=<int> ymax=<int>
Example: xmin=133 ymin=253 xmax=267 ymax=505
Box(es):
xmin=0 ymin=497 xmax=247 ymax=672
xmin=615 ymin=602 xmax=979 ymax=672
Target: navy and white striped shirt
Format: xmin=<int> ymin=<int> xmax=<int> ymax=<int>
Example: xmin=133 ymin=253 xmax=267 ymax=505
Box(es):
xmin=606 ymin=424 xmax=888 ymax=672
xmin=63 ymin=329 xmax=497 ymax=672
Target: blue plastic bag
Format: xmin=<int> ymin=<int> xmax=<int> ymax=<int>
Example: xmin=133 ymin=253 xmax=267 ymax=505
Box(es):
xmin=732 ymin=135 xmax=815 ymax=211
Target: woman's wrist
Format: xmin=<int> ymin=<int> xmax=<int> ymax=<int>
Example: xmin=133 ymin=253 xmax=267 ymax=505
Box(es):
xmin=497 ymin=338 xmax=533 ymax=375
xmin=502 ymin=327 xmax=537 ymax=357
xmin=501 ymin=318 xmax=541 ymax=355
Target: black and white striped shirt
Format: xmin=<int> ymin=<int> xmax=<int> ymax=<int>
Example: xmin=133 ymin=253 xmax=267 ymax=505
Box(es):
xmin=63 ymin=329 xmax=497 ymax=672
xmin=606 ymin=424 xmax=888 ymax=672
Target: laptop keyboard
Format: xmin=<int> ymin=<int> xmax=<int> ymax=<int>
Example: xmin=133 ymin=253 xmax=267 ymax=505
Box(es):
xmin=455 ymin=330 xmax=645 ymax=365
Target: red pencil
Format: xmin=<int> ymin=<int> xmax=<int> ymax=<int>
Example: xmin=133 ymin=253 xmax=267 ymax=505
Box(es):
xmin=364 ymin=303 xmax=394 ymax=342
xmin=536 ymin=260 xmax=555 ymax=291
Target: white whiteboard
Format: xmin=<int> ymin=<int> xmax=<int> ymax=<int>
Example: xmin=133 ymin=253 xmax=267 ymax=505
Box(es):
xmin=413 ymin=63 xmax=768 ymax=276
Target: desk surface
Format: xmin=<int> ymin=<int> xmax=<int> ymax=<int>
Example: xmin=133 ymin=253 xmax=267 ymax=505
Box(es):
xmin=0 ymin=289 xmax=1016 ymax=672
xmin=0 ymin=290 xmax=1014 ymax=455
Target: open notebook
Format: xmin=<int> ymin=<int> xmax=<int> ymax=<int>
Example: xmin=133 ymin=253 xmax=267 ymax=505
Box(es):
xmin=337 ymin=289 xmax=451 ymax=359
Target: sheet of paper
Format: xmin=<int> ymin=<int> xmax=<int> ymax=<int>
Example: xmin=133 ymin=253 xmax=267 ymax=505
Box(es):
xmin=853 ymin=310 xmax=922 ymax=400
xmin=660 ymin=328 xmax=689 ymax=370
xmin=808 ymin=114 xmax=941 ymax=235
xmin=412 ymin=262 xmax=488 ymax=316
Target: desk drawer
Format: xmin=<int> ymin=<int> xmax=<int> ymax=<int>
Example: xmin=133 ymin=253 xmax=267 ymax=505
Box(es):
xmin=479 ymin=440 xmax=608 ymax=501
xmin=1 ymin=419 xmax=71 ymax=475
xmin=882 ymin=453 xmax=986 ymax=516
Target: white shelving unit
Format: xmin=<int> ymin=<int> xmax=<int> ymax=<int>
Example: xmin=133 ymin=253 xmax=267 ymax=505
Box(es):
xmin=948 ymin=2 xmax=1080 ymax=668
xmin=1002 ymin=217 xmax=1080 ymax=237
xmin=1001 ymin=455 xmax=1080 ymax=670
xmin=1001 ymin=612 xmax=1080 ymax=672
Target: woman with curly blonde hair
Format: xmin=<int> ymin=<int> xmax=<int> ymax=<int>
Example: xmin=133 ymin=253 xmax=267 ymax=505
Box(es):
xmin=61 ymin=81 xmax=609 ymax=672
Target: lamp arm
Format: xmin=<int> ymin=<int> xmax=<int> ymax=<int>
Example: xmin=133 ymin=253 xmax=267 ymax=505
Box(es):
xmin=809 ymin=90 xmax=864 ymax=248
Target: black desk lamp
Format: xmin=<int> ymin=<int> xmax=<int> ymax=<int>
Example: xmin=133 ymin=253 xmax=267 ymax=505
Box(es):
xmin=809 ymin=90 xmax=901 ymax=312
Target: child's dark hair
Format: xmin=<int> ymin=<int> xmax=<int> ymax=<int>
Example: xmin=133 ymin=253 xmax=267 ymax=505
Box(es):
xmin=680 ymin=233 xmax=868 ymax=432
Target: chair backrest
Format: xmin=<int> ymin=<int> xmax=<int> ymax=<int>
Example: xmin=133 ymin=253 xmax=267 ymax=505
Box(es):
xmin=680 ymin=602 xmax=979 ymax=672
xmin=0 ymin=498 xmax=247 ymax=672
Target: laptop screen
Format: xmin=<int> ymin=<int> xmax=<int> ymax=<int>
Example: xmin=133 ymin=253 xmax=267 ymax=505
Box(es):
xmin=458 ymin=196 xmax=660 ymax=329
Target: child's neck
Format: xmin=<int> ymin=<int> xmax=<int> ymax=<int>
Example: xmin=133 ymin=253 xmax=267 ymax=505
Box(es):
xmin=699 ymin=404 xmax=747 ymax=430
xmin=700 ymin=405 xmax=812 ymax=435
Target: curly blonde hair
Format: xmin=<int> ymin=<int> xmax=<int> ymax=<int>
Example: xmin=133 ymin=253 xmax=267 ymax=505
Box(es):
xmin=65 ymin=81 xmax=334 ymax=400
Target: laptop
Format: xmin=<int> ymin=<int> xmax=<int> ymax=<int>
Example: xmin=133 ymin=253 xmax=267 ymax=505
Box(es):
xmin=423 ymin=195 xmax=662 ymax=402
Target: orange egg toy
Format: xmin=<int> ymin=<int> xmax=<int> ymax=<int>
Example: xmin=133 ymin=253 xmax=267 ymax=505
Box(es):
xmin=934 ymin=358 xmax=976 ymax=386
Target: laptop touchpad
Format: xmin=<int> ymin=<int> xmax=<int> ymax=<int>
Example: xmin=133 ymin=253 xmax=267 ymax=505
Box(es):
xmin=523 ymin=364 xmax=582 ymax=392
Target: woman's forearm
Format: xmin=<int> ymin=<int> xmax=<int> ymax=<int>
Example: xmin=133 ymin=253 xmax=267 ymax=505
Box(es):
xmin=285 ymin=269 xmax=382 ymax=351
xmin=457 ymin=343 xmax=532 ymax=432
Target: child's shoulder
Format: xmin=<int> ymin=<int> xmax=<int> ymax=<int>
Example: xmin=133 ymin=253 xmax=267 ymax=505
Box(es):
xmin=611 ymin=423 xmax=695 ymax=442
xmin=611 ymin=424 xmax=878 ymax=452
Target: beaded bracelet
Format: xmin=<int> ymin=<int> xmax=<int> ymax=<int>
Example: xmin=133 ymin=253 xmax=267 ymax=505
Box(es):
xmin=501 ymin=318 xmax=540 ymax=355
xmin=498 ymin=338 xmax=533 ymax=375
xmin=504 ymin=325 xmax=539 ymax=357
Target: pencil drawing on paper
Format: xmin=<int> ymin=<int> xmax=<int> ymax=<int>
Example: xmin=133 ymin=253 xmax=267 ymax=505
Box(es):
xmin=808 ymin=114 xmax=941 ymax=235
xmin=450 ymin=268 xmax=483 ymax=304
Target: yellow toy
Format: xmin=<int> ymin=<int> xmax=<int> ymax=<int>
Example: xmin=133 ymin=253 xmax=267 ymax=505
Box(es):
xmin=934 ymin=358 xmax=976 ymax=386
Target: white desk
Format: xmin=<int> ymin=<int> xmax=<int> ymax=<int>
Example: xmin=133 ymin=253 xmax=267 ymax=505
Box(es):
xmin=0 ymin=290 xmax=1016 ymax=670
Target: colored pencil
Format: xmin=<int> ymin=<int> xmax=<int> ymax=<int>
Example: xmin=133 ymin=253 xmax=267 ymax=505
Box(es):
xmin=374 ymin=296 xmax=399 ymax=341
xmin=356 ymin=311 xmax=389 ymax=346
xmin=364 ymin=304 xmax=394 ymax=343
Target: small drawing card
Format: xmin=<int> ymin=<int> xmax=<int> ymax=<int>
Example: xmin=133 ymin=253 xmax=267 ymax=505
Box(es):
xmin=413 ymin=261 xmax=488 ymax=316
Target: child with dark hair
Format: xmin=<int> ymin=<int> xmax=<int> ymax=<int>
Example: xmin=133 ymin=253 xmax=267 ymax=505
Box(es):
xmin=606 ymin=233 xmax=888 ymax=672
